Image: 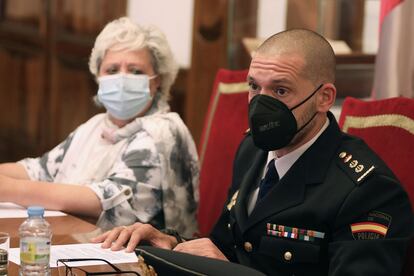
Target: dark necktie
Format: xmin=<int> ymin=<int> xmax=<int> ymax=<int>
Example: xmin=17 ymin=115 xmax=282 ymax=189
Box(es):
xmin=257 ymin=158 xmax=279 ymax=200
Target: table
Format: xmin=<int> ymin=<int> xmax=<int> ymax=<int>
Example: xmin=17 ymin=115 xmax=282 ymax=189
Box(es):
xmin=1 ymin=215 xmax=147 ymax=275
xmin=1 ymin=215 xmax=97 ymax=238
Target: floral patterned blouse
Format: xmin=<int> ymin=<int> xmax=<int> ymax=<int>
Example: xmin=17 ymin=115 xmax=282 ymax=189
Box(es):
xmin=19 ymin=100 xmax=199 ymax=236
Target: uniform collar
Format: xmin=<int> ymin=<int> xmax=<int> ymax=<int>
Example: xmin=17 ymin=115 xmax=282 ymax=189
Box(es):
xmin=242 ymin=112 xmax=343 ymax=230
xmin=268 ymin=118 xmax=330 ymax=180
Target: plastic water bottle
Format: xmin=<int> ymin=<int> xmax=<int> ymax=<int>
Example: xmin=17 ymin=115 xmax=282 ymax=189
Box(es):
xmin=19 ymin=206 xmax=52 ymax=276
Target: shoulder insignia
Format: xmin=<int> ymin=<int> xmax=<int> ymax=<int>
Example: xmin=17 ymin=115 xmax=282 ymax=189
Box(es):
xmin=337 ymin=150 xmax=376 ymax=185
xmin=350 ymin=211 xmax=391 ymax=240
xmin=244 ymin=128 xmax=250 ymax=135
xmin=227 ymin=190 xmax=239 ymax=211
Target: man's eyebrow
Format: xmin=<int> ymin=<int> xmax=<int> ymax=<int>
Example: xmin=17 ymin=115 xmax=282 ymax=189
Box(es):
xmin=271 ymin=78 xmax=291 ymax=85
xmin=246 ymin=76 xmax=291 ymax=85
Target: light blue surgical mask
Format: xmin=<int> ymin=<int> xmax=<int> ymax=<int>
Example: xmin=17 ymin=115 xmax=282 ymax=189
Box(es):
xmin=97 ymin=74 xmax=156 ymax=120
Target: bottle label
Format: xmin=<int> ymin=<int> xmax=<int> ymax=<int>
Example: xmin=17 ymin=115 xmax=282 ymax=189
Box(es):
xmin=20 ymin=237 xmax=50 ymax=265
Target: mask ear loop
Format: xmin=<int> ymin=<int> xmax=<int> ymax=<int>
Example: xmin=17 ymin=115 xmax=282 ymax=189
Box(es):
xmin=148 ymin=74 xmax=160 ymax=95
xmin=290 ymin=83 xmax=323 ymax=111
xmin=295 ymin=111 xmax=318 ymax=134
xmin=290 ymin=83 xmax=324 ymax=134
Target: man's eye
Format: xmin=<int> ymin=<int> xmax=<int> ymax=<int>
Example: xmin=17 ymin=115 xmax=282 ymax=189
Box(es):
xmin=274 ymin=88 xmax=287 ymax=96
xmin=248 ymin=82 xmax=260 ymax=92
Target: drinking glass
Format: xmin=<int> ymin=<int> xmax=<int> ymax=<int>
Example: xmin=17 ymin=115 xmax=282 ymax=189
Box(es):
xmin=0 ymin=232 xmax=9 ymax=276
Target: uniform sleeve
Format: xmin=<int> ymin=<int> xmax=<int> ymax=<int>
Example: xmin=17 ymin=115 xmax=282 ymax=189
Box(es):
xmin=89 ymin=131 xmax=163 ymax=230
xmin=210 ymin=135 xmax=256 ymax=262
xmin=210 ymin=190 xmax=239 ymax=262
xmin=328 ymin=174 xmax=414 ymax=276
xmin=17 ymin=131 xmax=75 ymax=181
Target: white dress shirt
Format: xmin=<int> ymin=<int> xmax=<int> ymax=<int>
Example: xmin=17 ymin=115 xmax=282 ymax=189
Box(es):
xmin=247 ymin=118 xmax=330 ymax=215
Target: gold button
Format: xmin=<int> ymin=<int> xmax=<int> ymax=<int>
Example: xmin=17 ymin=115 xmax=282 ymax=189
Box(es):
xmin=124 ymin=189 xmax=131 ymax=196
xmin=284 ymin=251 xmax=293 ymax=261
xmin=355 ymin=164 xmax=364 ymax=173
xmin=244 ymin=242 xmax=253 ymax=252
xmin=349 ymin=160 xmax=358 ymax=168
xmin=227 ymin=223 xmax=231 ymax=230
xmin=344 ymin=154 xmax=352 ymax=163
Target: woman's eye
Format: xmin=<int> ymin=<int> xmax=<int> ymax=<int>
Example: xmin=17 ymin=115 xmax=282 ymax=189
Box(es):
xmin=106 ymin=67 xmax=119 ymax=74
xmin=130 ymin=68 xmax=143 ymax=75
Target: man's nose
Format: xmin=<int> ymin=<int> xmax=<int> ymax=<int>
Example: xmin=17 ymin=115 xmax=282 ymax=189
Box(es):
xmin=260 ymin=89 xmax=274 ymax=98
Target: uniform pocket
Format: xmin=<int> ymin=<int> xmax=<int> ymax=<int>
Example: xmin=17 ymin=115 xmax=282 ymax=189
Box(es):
xmin=258 ymin=236 xmax=320 ymax=264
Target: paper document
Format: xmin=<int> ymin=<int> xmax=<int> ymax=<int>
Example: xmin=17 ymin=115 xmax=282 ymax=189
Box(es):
xmin=0 ymin=202 xmax=67 ymax=218
xmin=9 ymin=243 xmax=137 ymax=267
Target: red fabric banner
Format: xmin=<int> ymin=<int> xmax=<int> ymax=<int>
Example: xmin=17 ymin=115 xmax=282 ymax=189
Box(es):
xmin=372 ymin=0 xmax=414 ymax=99
xmin=379 ymin=0 xmax=404 ymax=26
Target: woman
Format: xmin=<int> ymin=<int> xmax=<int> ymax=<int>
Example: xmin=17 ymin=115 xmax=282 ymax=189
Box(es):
xmin=0 ymin=17 xmax=199 ymax=236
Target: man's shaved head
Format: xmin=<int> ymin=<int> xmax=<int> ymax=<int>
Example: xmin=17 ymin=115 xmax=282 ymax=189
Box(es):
xmin=255 ymin=29 xmax=336 ymax=85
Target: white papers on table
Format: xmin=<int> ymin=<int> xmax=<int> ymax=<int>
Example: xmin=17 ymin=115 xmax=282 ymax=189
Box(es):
xmin=9 ymin=243 xmax=137 ymax=267
xmin=0 ymin=202 xmax=66 ymax=218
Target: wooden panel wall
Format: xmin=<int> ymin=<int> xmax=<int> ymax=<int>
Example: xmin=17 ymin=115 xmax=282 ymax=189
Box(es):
xmin=0 ymin=0 xmax=126 ymax=162
xmin=286 ymin=0 xmax=373 ymax=99
xmin=0 ymin=1 xmax=374 ymax=161
xmin=185 ymin=0 xmax=257 ymax=145
xmin=286 ymin=0 xmax=365 ymax=49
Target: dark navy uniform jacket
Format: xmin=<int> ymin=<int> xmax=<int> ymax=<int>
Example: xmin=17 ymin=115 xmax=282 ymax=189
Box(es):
xmin=210 ymin=112 xmax=414 ymax=276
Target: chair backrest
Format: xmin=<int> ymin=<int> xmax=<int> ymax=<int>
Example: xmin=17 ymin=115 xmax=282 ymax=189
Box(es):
xmin=338 ymin=97 xmax=414 ymax=202
xmin=197 ymin=69 xmax=249 ymax=236
xmin=338 ymin=96 xmax=414 ymax=276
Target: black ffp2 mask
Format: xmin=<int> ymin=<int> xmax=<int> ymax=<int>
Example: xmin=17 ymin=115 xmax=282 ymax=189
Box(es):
xmin=248 ymin=84 xmax=323 ymax=151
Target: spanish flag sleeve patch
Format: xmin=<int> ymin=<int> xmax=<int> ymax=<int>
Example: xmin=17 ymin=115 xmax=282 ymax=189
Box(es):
xmin=350 ymin=211 xmax=391 ymax=240
xmin=351 ymin=222 xmax=388 ymax=235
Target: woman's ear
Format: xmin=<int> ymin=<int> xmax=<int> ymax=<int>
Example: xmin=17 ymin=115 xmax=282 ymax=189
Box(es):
xmin=154 ymin=75 xmax=161 ymax=89
xmin=150 ymin=75 xmax=162 ymax=96
xmin=317 ymin=83 xmax=336 ymax=112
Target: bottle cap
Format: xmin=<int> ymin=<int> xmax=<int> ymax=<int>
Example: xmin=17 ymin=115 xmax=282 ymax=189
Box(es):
xmin=27 ymin=206 xmax=45 ymax=217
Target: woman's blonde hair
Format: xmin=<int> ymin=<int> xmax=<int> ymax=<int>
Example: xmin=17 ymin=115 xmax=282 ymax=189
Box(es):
xmin=89 ymin=17 xmax=178 ymax=101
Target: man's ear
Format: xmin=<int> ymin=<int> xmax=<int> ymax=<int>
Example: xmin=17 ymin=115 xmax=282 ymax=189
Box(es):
xmin=317 ymin=83 xmax=336 ymax=112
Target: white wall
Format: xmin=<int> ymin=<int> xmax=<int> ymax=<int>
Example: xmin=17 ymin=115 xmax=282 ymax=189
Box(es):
xmin=257 ymin=0 xmax=287 ymax=38
xmin=127 ymin=0 xmax=194 ymax=68
xmin=363 ymin=0 xmax=380 ymax=53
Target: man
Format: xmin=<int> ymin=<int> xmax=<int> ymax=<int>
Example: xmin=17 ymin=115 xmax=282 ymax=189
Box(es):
xmin=92 ymin=29 xmax=414 ymax=275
